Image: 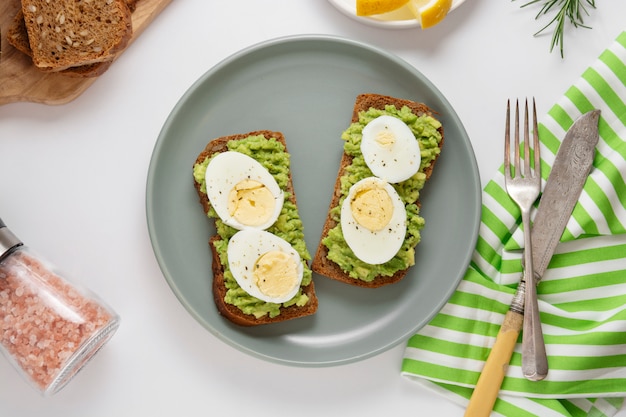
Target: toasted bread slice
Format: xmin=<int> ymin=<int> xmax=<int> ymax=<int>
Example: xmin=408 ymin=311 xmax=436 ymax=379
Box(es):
xmin=311 ymin=94 xmax=444 ymax=288
xmin=21 ymin=0 xmax=133 ymax=71
xmin=193 ymin=131 xmax=318 ymax=326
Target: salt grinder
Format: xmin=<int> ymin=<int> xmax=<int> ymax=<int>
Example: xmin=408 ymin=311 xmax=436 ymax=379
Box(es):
xmin=0 ymin=218 xmax=120 ymax=395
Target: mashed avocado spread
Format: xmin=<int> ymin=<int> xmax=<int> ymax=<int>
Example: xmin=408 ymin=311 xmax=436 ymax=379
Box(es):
xmin=193 ymin=135 xmax=312 ymax=319
xmin=322 ymin=105 xmax=443 ymax=282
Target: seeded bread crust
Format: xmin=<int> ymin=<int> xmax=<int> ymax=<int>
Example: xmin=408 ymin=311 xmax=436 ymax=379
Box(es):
xmin=311 ymin=94 xmax=444 ymax=288
xmin=193 ymin=131 xmax=318 ymax=326
xmin=21 ymin=0 xmax=133 ymax=71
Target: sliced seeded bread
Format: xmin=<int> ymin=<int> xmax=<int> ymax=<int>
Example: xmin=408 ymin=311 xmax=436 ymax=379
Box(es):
xmin=21 ymin=0 xmax=133 ymax=71
xmin=6 ymin=9 xmax=113 ymax=78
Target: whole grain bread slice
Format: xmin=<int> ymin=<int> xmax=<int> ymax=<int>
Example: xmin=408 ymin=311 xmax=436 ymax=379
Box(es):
xmin=7 ymin=0 xmax=138 ymax=78
xmin=21 ymin=0 xmax=133 ymax=71
xmin=193 ymin=131 xmax=318 ymax=326
xmin=311 ymin=93 xmax=444 ymax=288
xmin=6 ymin=9 xmax=113 ymax=78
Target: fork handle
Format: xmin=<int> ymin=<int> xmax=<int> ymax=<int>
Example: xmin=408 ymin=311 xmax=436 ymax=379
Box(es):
xmin=520 ymin=213 xmax=549 ymax=381
xmin=464 ymin=310 xmax=523 ymax=417
xmin=521 ymin=270 xmax=548 ymax=380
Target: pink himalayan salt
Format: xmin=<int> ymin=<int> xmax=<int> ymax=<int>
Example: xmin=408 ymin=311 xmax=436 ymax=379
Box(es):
xmin=0 ymin=250 xmax=117 ymax=393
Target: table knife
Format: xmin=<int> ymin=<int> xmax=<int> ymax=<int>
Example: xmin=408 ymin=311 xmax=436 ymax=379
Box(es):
xmin=464 ymin=109 xmax=600 ymax=417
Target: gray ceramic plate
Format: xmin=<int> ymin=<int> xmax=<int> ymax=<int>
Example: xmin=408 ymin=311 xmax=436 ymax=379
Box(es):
xmin=146 ymin=35 xmax=481 ymax=367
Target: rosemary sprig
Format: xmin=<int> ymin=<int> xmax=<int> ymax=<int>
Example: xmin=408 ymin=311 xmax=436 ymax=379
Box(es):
xmin=518 ymin=0 xmax=596 ymax=57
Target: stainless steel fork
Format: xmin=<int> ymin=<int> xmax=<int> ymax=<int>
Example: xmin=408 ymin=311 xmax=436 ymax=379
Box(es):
xmin=504 ymin=98 xmax=547 ymax=381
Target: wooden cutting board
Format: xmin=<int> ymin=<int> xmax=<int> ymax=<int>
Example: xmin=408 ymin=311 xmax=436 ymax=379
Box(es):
xmin=0 ymin=0 xmax=172 ymax=106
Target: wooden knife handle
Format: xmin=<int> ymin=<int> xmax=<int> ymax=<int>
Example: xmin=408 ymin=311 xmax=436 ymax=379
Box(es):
xmin=464 ymin=309 xmax=523 ymax=417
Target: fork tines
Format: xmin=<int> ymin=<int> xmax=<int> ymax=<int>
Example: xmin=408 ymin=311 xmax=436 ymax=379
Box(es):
xmin=505 ymin=98 xmax=541 ymax=179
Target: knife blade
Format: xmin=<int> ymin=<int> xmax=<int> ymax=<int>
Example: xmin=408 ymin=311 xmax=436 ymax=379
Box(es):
xmin=527 ymin=109 xmax=601 ymax=278
xmin=464 ymin=109 xmax=601 ymax=417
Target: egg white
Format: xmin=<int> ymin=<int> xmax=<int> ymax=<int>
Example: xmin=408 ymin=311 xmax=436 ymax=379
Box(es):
xmin=204 ymin=151 xmax=284 ymax=230
xmin=361 ymin=115 xmax=421 ymax=183
xmin=227 ymin=229 xmax=304 ymax=304
xmin=340 ymin=176 xmax=407 ymax=265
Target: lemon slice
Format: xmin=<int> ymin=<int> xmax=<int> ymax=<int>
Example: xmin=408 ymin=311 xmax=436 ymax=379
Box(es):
xmin=356 ymin=0 xmax=410 ymax=16
xmin=408 ymin=0 xmax=453 ymax=28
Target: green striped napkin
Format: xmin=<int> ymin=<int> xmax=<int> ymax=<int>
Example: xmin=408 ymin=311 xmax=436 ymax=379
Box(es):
xmin=401 ymin=31 xmax=626 ymax=417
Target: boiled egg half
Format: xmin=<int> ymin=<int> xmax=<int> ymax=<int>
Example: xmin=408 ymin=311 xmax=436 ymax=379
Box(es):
xmin=227 ymin=229 xmax=303 ymax=304
xmin=340 ymin=176 xmax=407 ymax=264
xmin=360 ymin=115 xmax=421 ymax=183
xmin=204 ymin=151 xmax=284 ymax=230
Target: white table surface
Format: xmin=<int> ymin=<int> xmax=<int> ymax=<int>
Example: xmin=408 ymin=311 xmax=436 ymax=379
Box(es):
xmin=1 ymin=1 xmax=624 ymax=415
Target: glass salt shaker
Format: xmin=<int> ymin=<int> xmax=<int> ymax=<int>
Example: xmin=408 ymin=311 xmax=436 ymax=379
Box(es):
xmin=0 ymin=218 xmax=120 ymax=396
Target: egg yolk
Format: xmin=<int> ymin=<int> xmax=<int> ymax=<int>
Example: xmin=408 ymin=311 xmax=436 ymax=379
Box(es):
xmin=376 ymin=129 xmax=396 ymax=148
xmin=253 ymin=251 xmax=299 ymax=298
xmin=227 ymin=179 xmax=276 ymax=227
xmin=350 ymin=185 xmax=394 ymax=232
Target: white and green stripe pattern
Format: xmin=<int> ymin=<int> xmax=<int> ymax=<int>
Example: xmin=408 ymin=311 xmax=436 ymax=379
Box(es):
xmin=401 ymin=31 xmax=626 ymax=417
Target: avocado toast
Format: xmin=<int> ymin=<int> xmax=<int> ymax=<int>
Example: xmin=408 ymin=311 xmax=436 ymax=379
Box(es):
xmin=311 ymin=94 xmax=444 ymax=288
xmin=193 ymin=131 xmax=318 ymax=326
